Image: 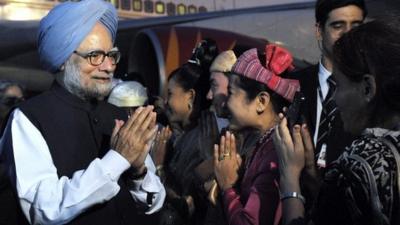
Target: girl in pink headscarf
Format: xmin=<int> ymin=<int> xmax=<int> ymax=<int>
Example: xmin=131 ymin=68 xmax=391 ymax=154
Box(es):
xmin=213 ymin=45 xmax=300 ymax=225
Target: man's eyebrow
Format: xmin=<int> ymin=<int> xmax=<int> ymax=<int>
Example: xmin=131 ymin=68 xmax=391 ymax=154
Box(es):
xmin=329 ymin=20 xmax=346 ymax=26
xmin=351 ymin=20 xmax=363 ymax=24
xmin=329 ymin=19 xmax=363 ymax=26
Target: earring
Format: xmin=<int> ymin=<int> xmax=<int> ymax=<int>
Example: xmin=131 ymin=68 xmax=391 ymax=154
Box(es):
xmin=256 ymin=108 xmax=263 ymax=114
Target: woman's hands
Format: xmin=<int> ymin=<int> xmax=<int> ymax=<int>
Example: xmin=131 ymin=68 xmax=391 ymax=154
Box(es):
xmin=274 ymin=115 xmax=303 ymax=180
xmin=151 ymin=126 xmax=172 ymax=166
xmin=273 ymin=113 xmax=321 ymax=225
xmin=213 ymin=131 xmax=242 ymax=191
xmin=273 ymin=114 xmax=316 ymax=190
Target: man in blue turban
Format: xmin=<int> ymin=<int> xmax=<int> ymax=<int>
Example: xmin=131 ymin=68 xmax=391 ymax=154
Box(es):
xmin=38 ymin=0 xmax=118 ymax=74
xmin=0 ymin=0 xmax=165 ymax=224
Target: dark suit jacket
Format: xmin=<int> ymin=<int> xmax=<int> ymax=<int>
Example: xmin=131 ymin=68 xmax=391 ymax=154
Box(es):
xmin=289 ymin=65 xmax=355 ymax=166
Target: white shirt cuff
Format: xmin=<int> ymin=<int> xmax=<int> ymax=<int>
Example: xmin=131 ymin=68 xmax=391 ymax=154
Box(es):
xmin=100 ymin=150 xmax=130 ymax=181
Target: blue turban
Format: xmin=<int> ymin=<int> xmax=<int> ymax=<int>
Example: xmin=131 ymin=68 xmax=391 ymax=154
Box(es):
xmin=38 ymin=0 xmax=118 ymax=73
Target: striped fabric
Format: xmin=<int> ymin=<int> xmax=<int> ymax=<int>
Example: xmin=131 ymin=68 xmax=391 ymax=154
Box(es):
xmin=231 ymin=45 xmax=300 ymax=102
xmin=316 ymin=76 xmax=338 ymax=152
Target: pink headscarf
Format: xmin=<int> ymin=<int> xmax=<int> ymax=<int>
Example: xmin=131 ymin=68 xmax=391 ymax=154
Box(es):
xmin=231 ymin=44 xmax=300 ymax=102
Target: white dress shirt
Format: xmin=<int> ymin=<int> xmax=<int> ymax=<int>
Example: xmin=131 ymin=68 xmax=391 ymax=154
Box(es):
xmin=215 ymin=112 xmax=229 ymax=133
xmin=313 ymin=61 xmax=332 ymax=145
xmin=0 ymin=109 xmax=165 ymax=225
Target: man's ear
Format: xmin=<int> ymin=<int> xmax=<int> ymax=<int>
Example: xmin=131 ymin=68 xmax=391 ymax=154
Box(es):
xmin=362 ymin=74 xmax=376 ymax=102
xmin=256 ymin=91 xmax=270 ymax=114
xmin=316 ymin=22 xmax=322 ymax=40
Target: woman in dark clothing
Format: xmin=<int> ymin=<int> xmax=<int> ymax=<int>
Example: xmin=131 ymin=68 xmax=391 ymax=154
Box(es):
xmin=158 ymin=62 xmax=211 ymax=225
xmin=274 ymin=18 xmax=400 ymax=225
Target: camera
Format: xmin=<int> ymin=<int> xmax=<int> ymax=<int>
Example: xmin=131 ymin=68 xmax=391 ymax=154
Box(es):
xmin=286 ymin=92 xmax=306 ymax=129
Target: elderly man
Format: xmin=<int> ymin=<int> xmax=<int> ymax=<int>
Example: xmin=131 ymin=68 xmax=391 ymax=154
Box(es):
xmin=0 ymin=0 xmax=165 ymax=224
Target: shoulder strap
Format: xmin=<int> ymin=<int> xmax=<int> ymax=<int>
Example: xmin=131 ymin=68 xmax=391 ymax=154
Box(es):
xmin=379 ymin=136 xmax=400 ymax=199
xmin=379 ymin=136 xmax=400 ymax=224
xmin=346 ymin=154 xmax=389 ymax=225
xmin=338 ymin=135 xmax=399 ymax=225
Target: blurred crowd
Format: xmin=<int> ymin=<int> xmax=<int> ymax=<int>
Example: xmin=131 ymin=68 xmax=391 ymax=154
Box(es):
xmin=0 ymin=0 xmax=400 ymax=225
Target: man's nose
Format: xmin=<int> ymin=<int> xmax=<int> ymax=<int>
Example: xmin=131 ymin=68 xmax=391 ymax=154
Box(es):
xmin=206 ymin=89 xmax=213 ymax=100
xmin=339 ymin=24 xmax=353 ymax=37
xmin=99 ymin=55 xmax=115 ymax=72
xmin=344 ymin=24 xmax=353 ymax=33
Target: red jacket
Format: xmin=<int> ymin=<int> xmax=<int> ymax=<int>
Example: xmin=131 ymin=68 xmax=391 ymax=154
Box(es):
xmin=222 ymin=130 xmax=281 ymax=225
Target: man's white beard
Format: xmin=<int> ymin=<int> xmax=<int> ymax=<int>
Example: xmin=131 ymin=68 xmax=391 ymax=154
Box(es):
xmin=62 ymin=58 xmax=113 ymax=100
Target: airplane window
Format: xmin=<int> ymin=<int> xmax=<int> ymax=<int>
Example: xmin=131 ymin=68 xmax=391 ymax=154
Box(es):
xmin=132 ymin=0 xmax=142 ymax=12
xmin=177 ymin=4 xmax=186 ymax=15
xmin=106 ymin=0 xmax=119 ymax=8
xmin=166 ymin=2 xmax=175 ymax=16
xmin=155 ymin=2 xmax=165 ymax=14
xmin=188 ymin=5 xmax=197 ymax=14
xmin=121 ymin=0 xmax=131 ymax=10
xmin=144 ymin=0 xmax=154 ymax=13
xmin=199 ymin=6 xmax=207 ymax=13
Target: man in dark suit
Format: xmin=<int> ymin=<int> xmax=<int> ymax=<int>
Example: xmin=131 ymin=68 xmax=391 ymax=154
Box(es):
xmin=291 ymin=0 xmax=367 ymax=168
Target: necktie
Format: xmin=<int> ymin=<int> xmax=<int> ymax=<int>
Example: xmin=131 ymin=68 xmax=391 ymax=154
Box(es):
xmin=316 ymin=76 xmax=338 ymax=155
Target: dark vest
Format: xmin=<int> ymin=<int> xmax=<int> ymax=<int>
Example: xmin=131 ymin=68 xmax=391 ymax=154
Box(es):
xmin=13 ymin=83 xmax=156 ymax=225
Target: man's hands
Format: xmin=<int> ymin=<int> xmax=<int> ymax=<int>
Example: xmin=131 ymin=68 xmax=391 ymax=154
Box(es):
xmin=111 ymin=106 xmax=158 ymax=170
xmin=213 ymin=132 xmax=242 ymax=191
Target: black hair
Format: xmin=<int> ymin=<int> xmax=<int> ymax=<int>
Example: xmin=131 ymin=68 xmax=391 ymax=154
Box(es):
xmin=0 ymin=80 xmax=24 ymax=96
xmin=188 ymin=38 xmax=219 ymax=73
xmin=232 ymin=44 xmax=254 ymax=58
xmin=333 ymin=17 xmax=400 ymax=112
xmin=315 ymin=0 xmax=367 ymax=27
xmin=0 ymin=80 xmax=25 ymax=106
xmin=168 ymin=63 xmax=211 ymax=127
xmin=0 ymin=80 xmax=25 ymax=132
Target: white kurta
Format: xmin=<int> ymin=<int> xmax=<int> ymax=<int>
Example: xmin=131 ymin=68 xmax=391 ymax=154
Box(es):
xmin=0 ymin=109 xmax=166 ymax=225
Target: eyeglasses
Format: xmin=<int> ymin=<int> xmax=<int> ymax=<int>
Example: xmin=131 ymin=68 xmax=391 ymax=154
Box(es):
xmin=73 ymin=49 xmax=121 ymax=66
